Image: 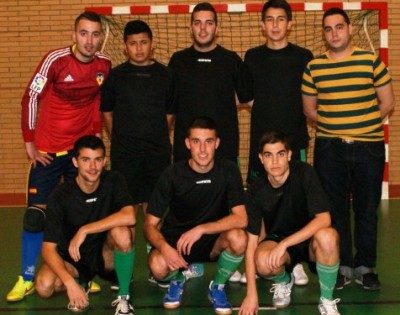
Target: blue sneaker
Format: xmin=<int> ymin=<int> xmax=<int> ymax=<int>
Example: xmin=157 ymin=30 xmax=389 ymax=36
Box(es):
xmin=208 ymin=281 xmax=232 ymax=315
xmin=182 ymin=263 xmax=204 ymax=280
xmin=163 ymin=280 xmax=184 ymax=309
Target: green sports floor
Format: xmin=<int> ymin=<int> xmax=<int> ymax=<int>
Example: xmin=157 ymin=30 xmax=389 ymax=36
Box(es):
xmin=0 ymin=201 xmax=399 ymax=314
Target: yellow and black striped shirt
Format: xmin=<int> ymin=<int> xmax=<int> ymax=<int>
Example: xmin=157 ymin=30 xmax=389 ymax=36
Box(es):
xmin=302 ymin=47 xmax=391 ymax=141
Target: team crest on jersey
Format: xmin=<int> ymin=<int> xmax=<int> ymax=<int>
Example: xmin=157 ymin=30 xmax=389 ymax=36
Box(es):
xmin=96 ymin=72 xmax=105 ymax=86
xmin=30 ymin=73 xmax=47 ymax=93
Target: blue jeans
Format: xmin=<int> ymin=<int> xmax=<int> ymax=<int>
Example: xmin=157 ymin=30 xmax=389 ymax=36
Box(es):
xmin=314 ymin=138 xmax=385 ymax=270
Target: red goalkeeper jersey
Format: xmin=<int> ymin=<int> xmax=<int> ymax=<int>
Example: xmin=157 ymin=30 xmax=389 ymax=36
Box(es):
xmin=21 ymin=45 xmax=111 ymax=153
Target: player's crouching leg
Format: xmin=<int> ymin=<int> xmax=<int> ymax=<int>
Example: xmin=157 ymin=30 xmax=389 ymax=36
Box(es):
xmin=209 ymin=228 xmax=247 ymax=315
xmin=109 ymin=226 xmax=135 ymax=315
xmin=312 ymin=227 xmax=341 ymax=315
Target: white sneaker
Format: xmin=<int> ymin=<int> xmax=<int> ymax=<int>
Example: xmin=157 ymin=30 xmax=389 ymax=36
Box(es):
xmin=292 ymin=263 xmax=309 ymax=286
xmin=318 ymin=297 xmax=341 ymax=315
xmin=228 ymin=270 xmax=242 ymax=283
xmin=182 ymin=263 xmax=204 ymax=280
xmin=238 ymin=272 xmax=259 ymax=284
xmin=111 ymin=295 xmax=134 ymax=315
xmin=270 ymin=276 xmax=294 ymax=308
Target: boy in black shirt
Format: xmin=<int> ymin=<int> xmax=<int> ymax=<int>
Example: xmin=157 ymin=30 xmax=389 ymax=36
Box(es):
xmin=35 ymin=136 xmax=136 ymax=315
xmin=145 ymin=117 xmax=247 ymax=315
xmin=239 ymin=131 xmax=340 ymax=315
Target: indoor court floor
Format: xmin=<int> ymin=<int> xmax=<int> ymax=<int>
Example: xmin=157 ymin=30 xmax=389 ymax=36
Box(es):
xmin=0 ymin=201 xmax=399 ymax=314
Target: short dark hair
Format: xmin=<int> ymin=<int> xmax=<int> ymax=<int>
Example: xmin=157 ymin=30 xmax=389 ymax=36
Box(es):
xmin=75 ymin=11 xmax=102 ymax=30
xmin=123 ymin=20 xmax=153 ymax=42
xmin=322 ymin=7 xmax=350 ymax=26
xmin=73 ymin=135 xmax=106 ymax=158
xmin=259 ymin=131 xmax=291 ymax=153
xmin=261 ymin=0 xmax=292 ymax=21
xmin=187 ymin=116 xmax=218 ymax=137
xmin=191 ymin=2 xmax=218 ymax=25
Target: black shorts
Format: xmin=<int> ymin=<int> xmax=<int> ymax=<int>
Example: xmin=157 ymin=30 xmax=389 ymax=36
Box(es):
xmin=164 ymin=233 xmax=220 ymax=263
xmin=27 ymin=150 xmax=76 ymax=205
xmin=112 ymin=154 xmax=170 ymax=204
xmin=59 ymin=246 xmax=116 ymax=284
xmin=263 ymin=235 xmax=316 ymax=273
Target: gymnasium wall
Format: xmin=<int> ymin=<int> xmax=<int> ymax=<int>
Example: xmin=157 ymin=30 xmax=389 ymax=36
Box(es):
xmin=0 ymin=0 xmax=399 ymax=206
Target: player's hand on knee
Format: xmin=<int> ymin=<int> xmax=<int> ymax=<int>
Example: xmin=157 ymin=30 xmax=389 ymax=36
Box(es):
xmin=177 ymin=227 xmax=203 ymax=255
xmin=69 ymin=230 xmax=86 ymax=262
xmin=267 ymin=243 xmax=287 ymax=270
xmin=162 ymin=246 xmax=188 ymax=270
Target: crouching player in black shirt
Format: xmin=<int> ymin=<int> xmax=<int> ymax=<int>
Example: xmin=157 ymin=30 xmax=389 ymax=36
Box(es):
xmin=239 ymin=131 xmax=341 ymax=315
xmin=35 ymin=135 xmax=136 ymax=315
xmin=144 ymin=117 xmax=247 ymax=315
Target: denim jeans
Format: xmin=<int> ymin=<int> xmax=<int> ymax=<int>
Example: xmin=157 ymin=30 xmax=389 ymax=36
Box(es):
xmin=314 ymin=138 xmax=385 ymax=270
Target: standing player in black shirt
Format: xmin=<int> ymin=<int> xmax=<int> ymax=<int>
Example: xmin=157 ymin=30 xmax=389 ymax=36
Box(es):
xmin=34 ymin=136 xmax=136 ymax=315
xmin=101 ymin=20 xmax=174 ymax=215
xmin=145 ymin=117 xmax=247 ymax=315
xmin=243 ymin=0 xmax=313 ymax=183
xmin=169 ymin=2 xmax=248 ymax=163
xmin=239 ymin=132 xmax=340 ymax=315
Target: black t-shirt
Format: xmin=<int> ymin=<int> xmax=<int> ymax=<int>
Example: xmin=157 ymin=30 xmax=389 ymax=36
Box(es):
xmin=243 ymin=43 xmax=313 ymax=153
xmin=44 ymin=171 xmax=133 ymax=260
xmin=147 ymin=159 xmax=245 ymax=237
xmin=101 ymin=61 xmax=174 ymax=158
xmin=169 ymin=45 xmax=248 ymax=161
xmin=246 ymin=161 xmax=330 ymax=237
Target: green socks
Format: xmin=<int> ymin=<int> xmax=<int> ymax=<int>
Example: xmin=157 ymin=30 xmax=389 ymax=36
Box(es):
xmin=114 ymin=248 xmax=136 ymax=297
xmin=317 ymin=262 xmax=339 ymax=300
xmin=271 ymin=269 xmax=291 ymax=284
xmin=162 ymin=270 xmax=185 ymax=282
xmin=213 ymin=250 xmax=244 ymax=285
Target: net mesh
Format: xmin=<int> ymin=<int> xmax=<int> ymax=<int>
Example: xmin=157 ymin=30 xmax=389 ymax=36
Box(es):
xmin=100 ymin=9 xmax=380 ymax=180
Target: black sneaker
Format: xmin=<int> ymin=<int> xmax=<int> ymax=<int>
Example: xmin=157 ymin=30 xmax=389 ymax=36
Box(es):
xmin=335 ymin=274 xmax=351 ymax=290
xmin=355 ymin=272 xmax=381 ymax=290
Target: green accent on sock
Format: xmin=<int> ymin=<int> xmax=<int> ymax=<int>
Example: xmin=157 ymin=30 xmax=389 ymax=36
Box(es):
xmin=300 ymin=149 xmax=307 ymax=162
xmin=317 ymin=262 xmax=339 ymax=300
xmin=162 ymin=270 xmax=185 ymax=282
xmin=114 ymin=248 xmax=135 ymax=296
xmin=213 ymin=250 xmax=243 ymax=285
xmin=271 ymin=269 xmax=291 ymax=284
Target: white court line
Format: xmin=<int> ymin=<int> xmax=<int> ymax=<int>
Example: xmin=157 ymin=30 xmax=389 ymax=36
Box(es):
xmin=232 ymin=306 xmax=277 ymax=311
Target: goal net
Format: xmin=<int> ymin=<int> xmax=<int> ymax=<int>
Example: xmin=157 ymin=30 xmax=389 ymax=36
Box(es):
xmin=87 ymin=2 xmax=388 ymax=194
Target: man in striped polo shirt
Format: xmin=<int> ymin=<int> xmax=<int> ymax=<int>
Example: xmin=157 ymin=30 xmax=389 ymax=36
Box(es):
xmin=302 ymin=7 xmax=394 ymax=291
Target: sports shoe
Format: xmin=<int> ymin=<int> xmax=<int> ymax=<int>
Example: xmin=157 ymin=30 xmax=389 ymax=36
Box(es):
xmin=269 ymin=275 xmax=294 ymax=309
xmin=318 ymin=297 xmax=341 ymax=315
xmin=228 ymin=270 xmax=241 ymax=283
xmin=335 ymin=274 xmax=351 ymax=290
xmin=355 ymin=272 xmax=381 ymax=290
xmin=88 ymin=281 xmax=101 ymax=293
xmin=292 ymin=263 xmax=309 ymax=286
xmin=208 ymin=281 xmax=232 ymax=314
xmin=148 ymin=275 xmax=170 ymax=289
xmin=110 ymin=282 xmax=119 ymax=291
xmin=111 ymin=295 xmax=134 ymax=315
xmin=182 ymin=263 xmax=204 ymax=280
xmin=163 ymin=280 xmax=184 ymax=309
xmin=67 ymin=302 xmax=89 ymax=313
xmin=6 ymin=276 xmax=35 ymax=302
xmin=237 ymin=272 xmax=259 ymax=284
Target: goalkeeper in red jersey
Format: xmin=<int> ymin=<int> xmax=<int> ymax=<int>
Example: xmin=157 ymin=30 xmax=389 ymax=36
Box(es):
xmin=6 ymin=11 xmax=111 ymax=302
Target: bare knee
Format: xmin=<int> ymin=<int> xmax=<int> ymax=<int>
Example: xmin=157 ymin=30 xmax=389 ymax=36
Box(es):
xmin=225 ymin=229 xmax=247 ymax=255
xmin=109 ymin=226 xmax=133 ymax=252
xmin=148 ymin=250 xmax=169 ymax=280
xmin=312 ymin=227 xmax=339 ymax=264
xmin=35 ymin=271 xmax=57 ymax=298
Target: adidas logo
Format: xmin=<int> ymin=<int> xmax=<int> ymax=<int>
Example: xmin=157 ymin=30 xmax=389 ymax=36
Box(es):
xmin=64 ymin=74 xmax=74 ymax=82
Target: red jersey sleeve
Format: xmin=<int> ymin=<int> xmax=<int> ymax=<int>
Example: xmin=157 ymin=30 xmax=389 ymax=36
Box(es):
xmin=20 ymin=47 xmax=70 ymax=143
